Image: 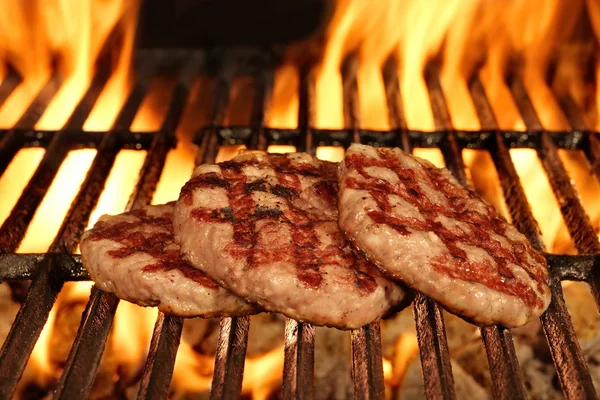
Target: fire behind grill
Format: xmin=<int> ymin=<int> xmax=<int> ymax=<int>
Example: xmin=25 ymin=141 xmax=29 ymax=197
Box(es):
xmin=0 ymin=48 xmax=599 ymax=399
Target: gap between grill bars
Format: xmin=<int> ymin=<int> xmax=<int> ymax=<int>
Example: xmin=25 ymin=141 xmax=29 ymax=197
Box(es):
xmin=0 ymin=49 xmax=597 ymax=399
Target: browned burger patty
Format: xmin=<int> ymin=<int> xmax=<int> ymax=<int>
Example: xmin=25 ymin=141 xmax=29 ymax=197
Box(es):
xmin=80 ymin=203 xmax=257 ymax=318
xmin=173 ymin=151 xmax=409 ymax=329
xmin=338 ymin=144 xmax=551 ymax=327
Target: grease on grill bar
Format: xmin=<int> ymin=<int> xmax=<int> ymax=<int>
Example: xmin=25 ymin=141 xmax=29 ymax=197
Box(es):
xmin=0 ymin=49 xmax=598 ymax=399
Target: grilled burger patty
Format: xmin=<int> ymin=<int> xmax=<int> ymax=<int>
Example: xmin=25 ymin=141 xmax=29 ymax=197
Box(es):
xmin=338 ymin=144 xmax=551 ymax=327
xmin=80 ymin=203 xmax=258 ymax=318
xmin=173 ymin=151 xmax=409 ymax=329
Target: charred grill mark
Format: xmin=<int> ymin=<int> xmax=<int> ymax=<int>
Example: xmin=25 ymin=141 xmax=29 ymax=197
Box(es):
xmin=244 ymin=180 xmax=268 ymax=193
xmin=180 ymin=173 xmax=231 ymax=206
xmin=344 ymin=151 xmax=548 ymax=308
xmin=87 ymin=208 xmax=220 ymax=288
xmin=191 ymin=207 xmax=236 ymax=223
xmin=253 ymin=206 xmax=284 ymax=219
xmin=219 ymin=161 xmax=244 ymax=172
xmin=220 ymin=165 xmax=259 ymax=268
xmin=352 ymin=256 xmax=381 ymax=295
xmin=191 ymin=154 xmax=381 ymax=295
xmin=265 ymin=155 xmax=326 ymax=289
xmin=271 ymin=184 xmax=299 ymax=199
xmin=292 ymin=223 xmax=323 ymax=289
xmin=143 ymin=263 xmax=220 ymax=289
xmin=274 ymin=167 xmax=321 ymax=177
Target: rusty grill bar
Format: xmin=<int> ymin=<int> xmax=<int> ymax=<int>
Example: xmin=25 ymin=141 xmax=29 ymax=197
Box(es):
xmin=0 ymin=49 xmax=598 ymax=399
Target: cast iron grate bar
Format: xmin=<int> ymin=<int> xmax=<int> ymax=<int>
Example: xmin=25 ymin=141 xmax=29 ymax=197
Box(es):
xmin=190 ymin=54 xmax=252 ymax=400
xmin=510 ymin=76 xmax=599 ymax=399
xmin=425 ymin=67 xmax=527 ymax=399
xmin=509 ymin=77 xmax=599 ymax=254
xmin=298 ymin=66 xmax=315 ymax=153
xmin=471 ymin=76 xmax=597 ymax=399
xmin=0 ymin=70 xmax=21 ymax=109
xmin=0 ymin=74 xmax=63 ymax=181
xmin=282 ymin=320 xmax=315 ymax=399
xmin=381 ymin=64 xmax=457 ymax=399
xmin=556 ymin=93 xmax=600 ymax=189
xmin=1 ymin=49 xmax=600 ymax=399
xmin=56 ymin=53 xmax=197 ymax=399
xmin=2 ymin=252 xmax=591 ymax=283
xmin=279 ymin=60 xmax=317 ymax=400
xmin=134 ymin=53 xmax=204 ymax=400
xmin=137 ymin=312 xmax=184 ymax=400
xmin=52 ymin=55 xmax=161 ymax=399
xmin=0 ymin=67 xmax=112 ymax=399
xmin=0 ymin=69 xmax=110 ymax=252
xmin=341 ymin=53 xmax=385 ymax=399
xmin=13 ymin=74 xmax=64 ymax=131
xmin=509 ymin=77 xmax=600 ymax=333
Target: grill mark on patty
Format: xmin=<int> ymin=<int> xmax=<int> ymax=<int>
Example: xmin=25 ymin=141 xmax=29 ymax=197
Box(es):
xmin=180 ymin=173 xmax=231 ymax=206
xmin=86 ymin=208 xmax=219 ymax=289
xmin=188 ymin=153 xmax=384 ymax=294
xmin=143 ymin=262 xmax=220 ymax=288
xmin=220 ymin=163 xmax=259 ymax=267
xmin=245 ymin=179 xmax=268 ymax=193
xmin=344 ymin=151 xmax=547 ymax=309
xmin=270 ymin=154 xmax=324 ymax=288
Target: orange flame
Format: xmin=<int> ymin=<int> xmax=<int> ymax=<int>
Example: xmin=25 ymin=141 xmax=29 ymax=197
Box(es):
xmin=270 ymin=0 xmax=600 ymax=252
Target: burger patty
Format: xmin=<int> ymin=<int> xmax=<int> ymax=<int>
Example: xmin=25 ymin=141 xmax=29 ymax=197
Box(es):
xmin=338 ymin=144 xmax=551 ymax=327
xmin=80 ymin=203 xmax=258 ymax=318
xmin=173 ymin=151 xmax=410 ymax=329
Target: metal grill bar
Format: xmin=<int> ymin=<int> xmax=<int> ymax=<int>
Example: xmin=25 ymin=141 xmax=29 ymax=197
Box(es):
xmin=0 ymin=71 xmax=21 ymax=109
xmin=0 ymin=74 xmax=63 ymax=178
xmin=509 ymin=78 xmax=599 ymax=254
xmin=341 ymin=53 xmax=386 ymax=399
xmin=471 ymin=76 xmax=597 ymax=399
xmin=282 ymin=320 xmax=315 ymax=399
xmin=279 ymin=63 xmax=318 ymax=400
xmin=13 ymin=75 xmax=64 ymax=131
xmin=509 ymin=76 xmax=599 ymax=398
xmin=0 ymin=69 xmax=111 ymax=399
xmin=211 ymin=316 xmax=250 ymax=400
xmin=1 ymin=252 xmax=589 ymax=283
xmin=298 ymin=67 xmax=315 ymax=153
xmin=383 ymin=65 xmax=458 ymax=399
xmin=53 ymin=56 xmax=163 ymax=399
xmin=424 ymin=69 xmax=528 ymax=399
xmin=350 ymin=323 xmax=385 ymax=399
xmin=0 ymin=49 xmax=599 ymax=399
xmin=509 ymin=79 xmax=600 ymax=380
xmin=191 ymin=56 xmax=252 ymax=400
xmin=134 ymin=53 xmax=204 ymax=400
xmin=137 ymin=312 xmax=184 ymax=400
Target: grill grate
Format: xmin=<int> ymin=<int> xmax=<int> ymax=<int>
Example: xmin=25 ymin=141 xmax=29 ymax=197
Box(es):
xmin=0 ymin=49 xmax=598 ymax=399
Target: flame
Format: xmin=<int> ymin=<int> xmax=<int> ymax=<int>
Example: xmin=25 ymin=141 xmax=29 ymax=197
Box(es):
xmin=2 ymin=0 xmax=600 ymax=396
xmin=316 ymin=146 xmax=345 ymax=162
xmin=270 ymin=0 xmax=600 ymax=253
xmin=111 ymin=303 xmax=158 ymax=381
xmin=83 ymin=150 xmax=147 ymax=233
xmin=0 ymin=149 xmax=45 ymax=226
xmin=172 ymin=343 xmax=285 ymax=399
xmin=268 ymin=63 xmax=300 ymax=128
xmin=18 ymin=149 xmax=96 ymax=253
xmin=216 ymin=145 xmax=247 ymax=163
xmin=267 ymin=145 xmax=297 ymax=154
xmin=387 ymin=333 xmax=419 ymax=388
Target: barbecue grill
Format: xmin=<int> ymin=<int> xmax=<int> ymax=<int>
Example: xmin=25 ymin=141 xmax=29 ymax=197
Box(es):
xmin=0 ymin=40 xmax=599 ymax=399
